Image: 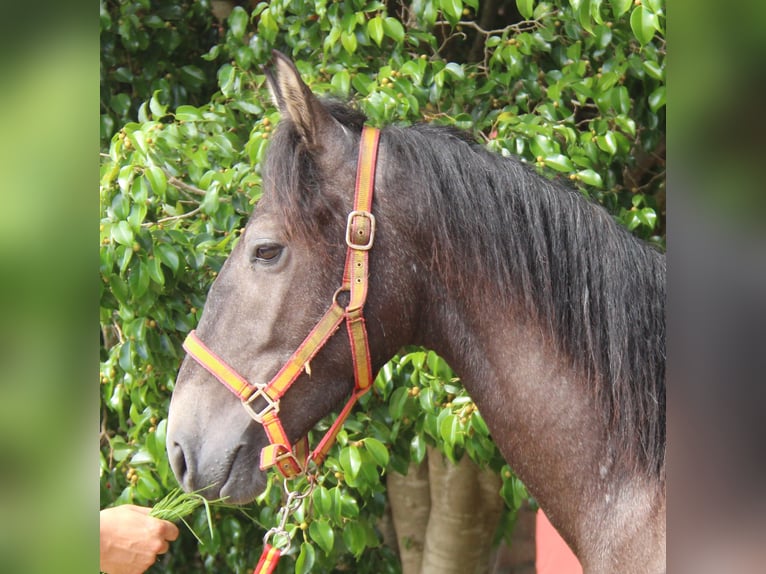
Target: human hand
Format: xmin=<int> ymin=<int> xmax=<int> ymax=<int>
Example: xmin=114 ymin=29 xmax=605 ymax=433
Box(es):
xmin=100 ymin=504 xmax=180 ymax=574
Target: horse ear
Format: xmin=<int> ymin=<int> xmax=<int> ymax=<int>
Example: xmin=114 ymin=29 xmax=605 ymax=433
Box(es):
xmin=264 ymin=50 xmax=338 ymax=147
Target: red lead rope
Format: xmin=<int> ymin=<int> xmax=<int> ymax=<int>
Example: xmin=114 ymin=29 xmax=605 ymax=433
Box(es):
xmin=253 ymin=544 xmax=280 ymax=574
xmin=182 ymin=126 xmax=381 ymax=573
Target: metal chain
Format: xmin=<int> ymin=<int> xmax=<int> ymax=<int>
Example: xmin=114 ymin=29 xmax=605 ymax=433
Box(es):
xmin=262 ymin=475 xmax=317 ymax=552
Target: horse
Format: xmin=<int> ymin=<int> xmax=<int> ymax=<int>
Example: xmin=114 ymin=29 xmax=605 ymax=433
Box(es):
xmin=166 ymin=51 xmax=666 ymax=574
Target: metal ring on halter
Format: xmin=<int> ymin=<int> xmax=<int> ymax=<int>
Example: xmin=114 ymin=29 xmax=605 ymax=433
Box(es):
xmin=332 ymin=286 xmax=350 ymax=307
xmin=282 ymin=477 xmax=316 ymax=501
xmin=242 ymin=385 xmax=280 ymax=423
xmin=262 ymin=527 xmax=292 ymax=551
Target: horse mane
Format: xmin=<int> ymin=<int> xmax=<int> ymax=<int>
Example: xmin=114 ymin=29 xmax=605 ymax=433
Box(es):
xmin=264 ymin=100 xmax=666 ymax=480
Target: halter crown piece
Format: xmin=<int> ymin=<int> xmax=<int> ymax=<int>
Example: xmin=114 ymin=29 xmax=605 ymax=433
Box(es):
xmin=181 ymin=126 xmax=381 ymax=573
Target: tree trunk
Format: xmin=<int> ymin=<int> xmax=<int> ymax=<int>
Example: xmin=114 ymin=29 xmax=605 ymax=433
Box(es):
xmin=419 ymin=445 xmax=504 ymax=574
xmin=387 ymin=459 xmax=432 ymax=574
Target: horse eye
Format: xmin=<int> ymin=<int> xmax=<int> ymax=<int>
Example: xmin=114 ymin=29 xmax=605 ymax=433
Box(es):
xmin=253 ymin=244 xmax=283 ymax=264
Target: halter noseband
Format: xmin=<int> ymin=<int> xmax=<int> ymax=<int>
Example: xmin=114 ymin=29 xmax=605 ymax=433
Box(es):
xmin=182 ymin=126 xmax=380 ymax=479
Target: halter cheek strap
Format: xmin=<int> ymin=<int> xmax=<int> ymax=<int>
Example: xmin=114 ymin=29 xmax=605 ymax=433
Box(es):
xmin=182 ymin=126 xmax=380 ymax=478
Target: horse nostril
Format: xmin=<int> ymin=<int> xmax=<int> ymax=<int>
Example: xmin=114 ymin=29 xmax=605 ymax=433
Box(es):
xmin=167 ymin=439 xmax=190 ymax=489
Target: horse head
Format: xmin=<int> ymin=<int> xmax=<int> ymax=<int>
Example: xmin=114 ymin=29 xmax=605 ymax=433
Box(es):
xmin=166 ymin=52 xmax=419 ymax=503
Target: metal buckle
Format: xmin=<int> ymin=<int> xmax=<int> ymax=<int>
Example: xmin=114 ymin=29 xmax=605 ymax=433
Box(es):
xmin=274 ymin=450 xmax=303 ymax=477
xmin=242 ymin=386 xmax=280 ymax=423
xmin=345 ymin=210 xmax=376 ymax=250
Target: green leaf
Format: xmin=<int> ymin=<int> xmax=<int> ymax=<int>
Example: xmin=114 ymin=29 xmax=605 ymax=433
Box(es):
xmin=642 ymin=60 xmax=664 ymax=80
xmin=201 ymin=44 xmax=220 ymax=61
xmin=342 ymin=522 xmax=366 ymax=557
xmin=111 ymin=193 xmax=129 ymax=220
xmin=147 ymin=257 xmax=165 ymax=286
xmin=109 ymin=275 xmax=128 ymax=305
xmin=340 ymin=445 xmax=362 ymax=479
xmin=312 ymin=486 xmax=333 ymax=516
xmin=630 ymin=5 xmax=658 ymax=45
xmin=131 ymin=175 xmax=148 ymax=206
xmin=614 ymin=115 xmax=637 ymax=137
xmin=590 ymin=0 xmax=604 ymax=24
xmin=155 ymin=244 xmax=180 ymax=273
xmin=201 ymin=189 xmax=220 ymax=215
xmin=341 ymin=30 xmax=358 ymax=54
xmin=596 ymin=131 xmax=618 ymax=156
xmin=512 ymin=476 xmax=528 ymax=505
xmin=136 ymin=473 xmax=162 ymax=499
xmin=117 ymin=245 xmax=133 ymax=274
xmin=516 ymin=0 xmax=534 ymax=19
xmin=218 ymin=64 xmax=235 ymax=96
xmin=610 ymin=0 xmax=632 ymax=17
xmin=331 ymin=70 xmax=350 ymax=97
xmin=309 ymin=521 xmax=335 ymax=555
xmin=363 ymin=438 xmax=389 ymax=467
xmin=129 ymin=261 xmax=151 ymax=299
xmin=576 ymin=0 xmax=594 ymax=34
xmin=614 ymin=85 xmax=632 ymax=115
xmin=111 ymin=221 xmax=134 ymax=246
xmin=444 ymin=62 xmax=465 ymax=79
xmin=389 ymin=386 xmax=408 ymax=419
xmin=410 ymin=434 xmax=426 ymax=463
xmin=228 ymin=6 xmax=249 ymax=39
xmin=145 ymin=166 xmax=167 ymax=198
xmin=368 ymin=16 xmax=384 ymax=46
xmin=576 ymin=169 xmax=603 ymax=187
xmin=149 ymin=91 xmax=166 ymax=118
xmin=638 ymin=207 xmax=657 ymax=229
xmin=175 ymin=105 xmax=202 ymax=121
xmin=543 ymin=154 xmax=574 ymax=172
xmin=382 ymin=17 xmax=405 ymax=43
xmin=180 ymin=66 xmax=206 ymax=89
xmin=295 ymin=542 xmax=315 ymax=574
xmin=109 ymin=436 xmax=132 ymax=462
xmin=532 ymin=134 xmax=555 ymax=157
xmin=440 ymin=0 xmax=463 ymax=25
xmin=470 ymin=413 xmax=490 ymax=436
xmin=338 ymin=491 xmax=359 ymax=518
xmin=418 ymin=387 xmax=435 ymax=411
xmin=439 ymin=413 xmax=459 ymax=446
xmin=648 ymin=85 xmax=665 ymax=112
xmin=119 ymin=341 xmax=133 ymax=372
xmin=110 ymin=93 xmax=131 ymax=116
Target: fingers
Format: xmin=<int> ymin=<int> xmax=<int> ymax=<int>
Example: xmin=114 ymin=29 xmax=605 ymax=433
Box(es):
xmin=160 ymin=520 xmax=180 ymax=541
xmin=125 ymin=504 xmax=179 ymax=541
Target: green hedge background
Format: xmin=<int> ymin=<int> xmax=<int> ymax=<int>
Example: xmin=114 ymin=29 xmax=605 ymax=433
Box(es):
xmin=99 ymin=0 xmax=664 ymax=572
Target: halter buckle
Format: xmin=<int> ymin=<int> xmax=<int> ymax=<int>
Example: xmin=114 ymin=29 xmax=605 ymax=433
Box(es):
xmin=243 ymin=386 xmax=280 ymax=423
xmin=345 ymin=210 xmax=376 ymax=250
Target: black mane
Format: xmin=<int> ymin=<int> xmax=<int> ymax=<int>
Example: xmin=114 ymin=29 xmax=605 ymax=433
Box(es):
xmin=266 ymin=100 xmax=666 ymax=479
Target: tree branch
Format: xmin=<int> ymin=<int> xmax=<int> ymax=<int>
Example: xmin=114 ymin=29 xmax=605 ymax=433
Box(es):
xmin=434 ymin=14 xmax=549 ymax=38
xmin=142 ymin=205 xmax=203 ymax=227
xmin=167 ymin=175 xmax=207 ymax=197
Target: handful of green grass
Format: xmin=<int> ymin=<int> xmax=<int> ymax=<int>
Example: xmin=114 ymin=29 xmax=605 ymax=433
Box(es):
xmin=150 ymin=487 xmax=229 ymax=544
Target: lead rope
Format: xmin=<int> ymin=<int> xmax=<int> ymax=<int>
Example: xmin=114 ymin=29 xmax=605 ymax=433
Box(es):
xmin=254 ymin=476 xmax=317 ymax=574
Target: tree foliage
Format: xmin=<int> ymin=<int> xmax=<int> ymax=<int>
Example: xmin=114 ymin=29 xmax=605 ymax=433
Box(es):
xmin=100 ymin=0 xmax=665 ymax=571
xmin=100 ymin=0 xmax=221 ymax=143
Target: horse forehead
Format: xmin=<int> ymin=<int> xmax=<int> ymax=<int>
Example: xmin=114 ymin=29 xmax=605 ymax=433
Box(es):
xmin=244 ymin=204 xmax=286 ymax=235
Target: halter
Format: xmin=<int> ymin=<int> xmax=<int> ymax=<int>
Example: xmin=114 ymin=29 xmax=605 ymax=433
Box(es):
xmin=181 ymin=126 xmax=380 ymax=479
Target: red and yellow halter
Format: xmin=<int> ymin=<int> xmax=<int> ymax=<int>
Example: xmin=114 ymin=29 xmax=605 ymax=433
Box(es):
xmin=181 ymin=126 xmax=380 ymax=479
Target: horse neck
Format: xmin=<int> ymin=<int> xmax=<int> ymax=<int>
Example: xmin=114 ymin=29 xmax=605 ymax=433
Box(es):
xmin=416 ymin=288 xmax=665 ymax=571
